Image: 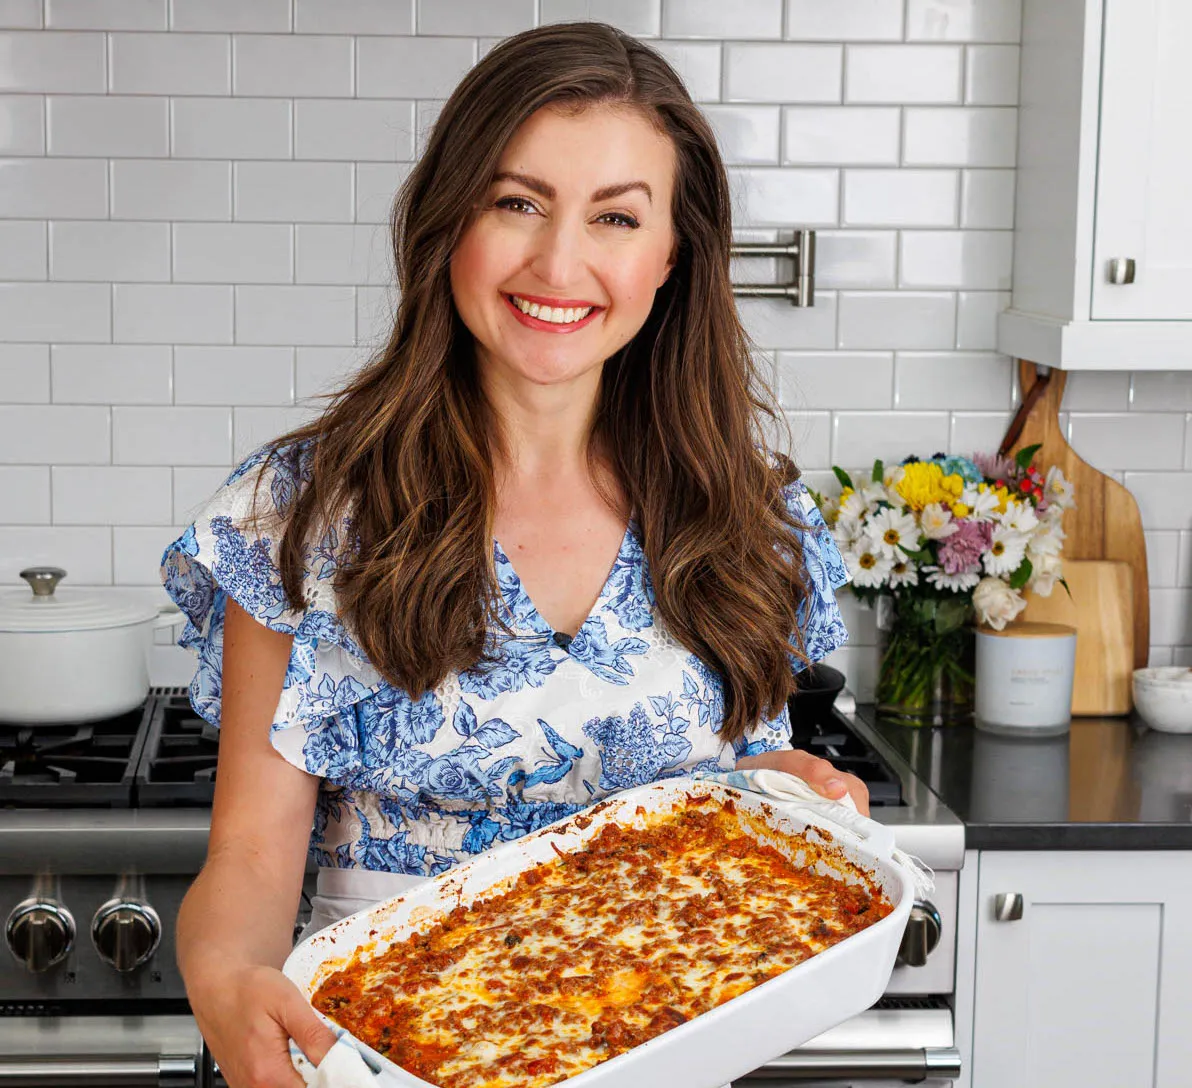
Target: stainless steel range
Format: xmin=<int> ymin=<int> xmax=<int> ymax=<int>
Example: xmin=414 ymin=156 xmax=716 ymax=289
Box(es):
xmin=0 ymin=688 xmax=964 ymax=1086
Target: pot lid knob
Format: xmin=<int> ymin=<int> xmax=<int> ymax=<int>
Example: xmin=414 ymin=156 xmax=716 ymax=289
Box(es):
xmin=19 ymin=567 xmax=67 ymax=598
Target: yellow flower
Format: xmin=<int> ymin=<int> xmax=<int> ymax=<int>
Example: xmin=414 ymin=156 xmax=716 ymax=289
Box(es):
xmin=839 ymin=485 xmax=855 ymax=505
xmin=895 ymin=462 xmax=965 ymax=511
xmin=952 ymin=502 xmax=970 ymax=518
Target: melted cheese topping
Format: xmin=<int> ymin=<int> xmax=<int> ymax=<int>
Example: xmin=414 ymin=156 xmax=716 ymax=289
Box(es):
xmin=312 ymin=797 xmax=892 ymax=1088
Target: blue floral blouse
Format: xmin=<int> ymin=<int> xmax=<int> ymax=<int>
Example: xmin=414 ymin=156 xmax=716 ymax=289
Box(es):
xmin=160 ymin=443 xmax=850 ymax=876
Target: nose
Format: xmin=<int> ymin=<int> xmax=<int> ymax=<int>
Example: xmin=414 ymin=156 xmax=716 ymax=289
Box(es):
xmin=527 ymin=215 xmax=588 ymax=290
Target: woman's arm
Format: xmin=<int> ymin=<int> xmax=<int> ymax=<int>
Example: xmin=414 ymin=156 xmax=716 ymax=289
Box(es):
xmin=735 ymin=749 xmax=870 ymax=816
xmin=178 ymin=598 xmax=336 ymax=1088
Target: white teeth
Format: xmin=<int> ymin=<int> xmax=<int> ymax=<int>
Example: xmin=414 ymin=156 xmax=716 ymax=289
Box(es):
xmin=510 ymin=296 xmax=594 ymax=325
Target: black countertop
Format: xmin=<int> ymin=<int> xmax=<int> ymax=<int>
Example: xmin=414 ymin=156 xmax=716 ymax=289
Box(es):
xmin=854 ymin=705 xmax=1192 ymax=850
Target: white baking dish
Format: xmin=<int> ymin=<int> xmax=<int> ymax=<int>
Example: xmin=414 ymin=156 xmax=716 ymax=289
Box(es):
xmin=283 ymin=776 xmax=918 ymax=1088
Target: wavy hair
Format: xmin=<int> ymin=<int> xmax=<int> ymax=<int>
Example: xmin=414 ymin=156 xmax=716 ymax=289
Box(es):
xmin=249 ymin=21 xmax=812 ymax=745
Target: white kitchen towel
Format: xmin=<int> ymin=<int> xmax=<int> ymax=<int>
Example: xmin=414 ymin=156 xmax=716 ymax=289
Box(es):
xmin=694 ymin=768 xmax=935 ymax=898
xmin=292 ymin=1033 xmax=379 ymax=1088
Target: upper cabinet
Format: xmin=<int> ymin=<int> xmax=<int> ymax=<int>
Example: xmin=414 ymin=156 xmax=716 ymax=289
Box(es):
xmin=998 ymin=0 xmax=1192 ymax=369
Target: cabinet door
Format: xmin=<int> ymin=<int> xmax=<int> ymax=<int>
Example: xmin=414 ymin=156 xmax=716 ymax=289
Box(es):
xmin=1092 ymin=0 xmax=1192 ymax=320
xmin=972 ymin=851 xmax=1192 ymax=1088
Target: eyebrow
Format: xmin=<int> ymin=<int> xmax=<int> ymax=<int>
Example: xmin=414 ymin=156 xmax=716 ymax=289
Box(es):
xmin=491 ymin=171 xmax=653 ymax=205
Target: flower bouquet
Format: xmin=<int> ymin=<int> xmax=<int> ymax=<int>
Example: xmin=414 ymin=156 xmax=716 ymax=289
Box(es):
xmin=811 ymin=447 xmax=1075 ymax=725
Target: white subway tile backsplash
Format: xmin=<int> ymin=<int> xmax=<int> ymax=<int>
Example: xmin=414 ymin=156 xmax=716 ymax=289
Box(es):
xmin=113 ymin=406 xmax=230 ymax=465
xmin=0 ymin=405 xmax=109 ymax=463
xmin=1150 ymin=589 xmax=1192 ymax=647
xmin=960 ymin=169 xmax=1015 ymax=229
xmin=170 ymin=0 xmax=291 ymax=32
xmin=738 ymin=292 xmax=838 ymax=351
xmin=664 ymin=0 xmax=781 ymax=39
xmin=51 ymin=221 xmax=170 ymax=282
xmin=0 ymin=31 xmax=104 ymax=92
xmin=833 ymin=411 xmax=950 ymax=466
xmin=416 ymin=0 xmax=533 ymax=36
xmin=783 ymin=107 xmax=899 ymax=164
xmin=355 ymin=161 xmax=411 ymax=224
xmin=171 ymin=98 xmax=292 ymax=159
xmin=48 ymin=0 xmax=166 ymax=30
xmin=296 ymin=346 xmax=367 ymax=401
xmin=295 ymin=0 xmax=412 ymax=35
xmin=894 ymin=351 xmax=1013 ymax=410
xmin=172 ymin=223 xmax=292 ymax=284
xmin=0 ymin=1 xmax=40 ymax=28
xmin=1185 ymin=416 xmax=1192 ymax=471
xmin=843 ymin=169 xmax=958 ymax=227
xmin=113 ymin=284 xmax=233 ymax=344
xmin=0 ymin=283 xmax=110 ymax=342
xmin=356 ymin=284 xmax=396 ymax=345
xmin=0 ymin=158 xmax=107 ymax=218
xmin=845 ymin=45 xmax=962 ymax=103
xmin=955 ymin=289 xmax=1008 ymax=350
xmin=1146 ymin=531 xmax=1181 ymax=588
xmin=730 ymin=167 xmax=838 ymax=227
xmin=701 ymin=105 xmax=780 ymax=165
xmin=1178 ymin=532 xmax=1192 ymax=588
xmin=786 ymin=0 xmax=903 ymax=41
xmin=0 ymin=220 xmax=46 ymax=279
xmin=814 ymin=231 xmax=897 ymax=288
xmin=1059 ymin=371 xmax=1130 ymax=412
xmin=965 ymin=45 xmax=1019 ymax=106
xmin=1069 ymin=414 xmax=1187 ymax=472
xmin=233 ymin=404 xmax=320 ymax=461
xmin=234 ymin=162 xmax=352 ymax=223
xmin=233 ymin=35 xmax=353 ymax=97
xmin=838 ymin=291 xmax=957 ymax=349
xmin=1124 ymin=473 xmax=1192 ymax=532
xmin=109 ymin=32 xmax=230 ymax=95
xmin=114 ymin=525 xmax=188 ymax=585
xmin=651 ymin=41 xmax=721 ymax=102
xmin=0 ymin=526 xmax=112 ymax=584
xmin=899 ymin=230 xmax=1012 ymax=289
xmin=111 ymin=160 xmax=231 ymax=220
xmin=540 ymin=0 xmax=660 ymax=37
xmin=47 ymin=95 xmax=168 ymax=157
xmin=175 ymin=346 xmax=294 ymax=405
xmin=0 ymin=466 xmax=49 ymax=522
xmin=906 ymin=0 xmax=1022 ymax=44
xmin=295 ymin=224 xmax=391 ymax=285
xmin=725 ymin=44 xmax=842 ymax=103
xmin=0 ymin=94 xmax=45 ymax=153
xmin=236 ymin=285 xmax=356 ymax=346
xmin=173 ymin=465 xmax=230 ymax=522
xmin=53 ymin=466 xmax=172 ymax=525
xmin=0 ymin=343 xmax=49 ymax=402
xmin=785 ymin=410 xmax=831 ymax=468
xmin=903 ymin=107 xmax=1017 ymax=167
xmin=1131 ymin=373 xmax=1192 ymax=413
xmin=356 ymin=36 xmax=473 ymax=99
xmin=52 ymin=345 xmax=172 ymax=404
xmin=294 ymin=99 xmax=416 ymax=162
xmin=777 ymin=352 xmax=893 ymax=410
xmin=949 ymin=411 xmax=1012 ymax=456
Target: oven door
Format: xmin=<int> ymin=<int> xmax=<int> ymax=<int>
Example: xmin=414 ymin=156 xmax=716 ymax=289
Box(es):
xmin=735 ymin=998 xmax=961 ymax=1084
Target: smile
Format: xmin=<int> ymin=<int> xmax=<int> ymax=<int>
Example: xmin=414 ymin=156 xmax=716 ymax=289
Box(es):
xmin=503 ymin=293 xmax=603 ymax=331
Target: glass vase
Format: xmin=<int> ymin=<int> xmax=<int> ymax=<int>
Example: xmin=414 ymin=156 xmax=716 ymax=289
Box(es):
xmin=874 ymin=594 xmax=976 ymax=726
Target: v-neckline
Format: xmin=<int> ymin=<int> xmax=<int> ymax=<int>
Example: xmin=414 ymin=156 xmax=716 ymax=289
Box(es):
xmin=493 ymin=519 xmax=636 ymax=642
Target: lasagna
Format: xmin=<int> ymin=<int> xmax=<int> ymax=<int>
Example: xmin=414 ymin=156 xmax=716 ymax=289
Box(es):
xmin=311 ymin=795 xmax=893 ymax=1088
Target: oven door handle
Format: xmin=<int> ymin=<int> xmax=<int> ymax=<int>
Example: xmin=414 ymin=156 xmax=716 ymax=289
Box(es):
xmin=0 ymin=1055 xmax=195 ymax=1087
xmin=743 ymin=1046 xmax=962 ymax=1082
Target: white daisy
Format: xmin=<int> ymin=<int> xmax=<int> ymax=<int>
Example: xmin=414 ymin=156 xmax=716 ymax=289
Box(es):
xmin=920 ymin=501 xmax=958 ymax=541
xmin=984 ymin=525 xmax=1028 ymax=576
xmin=961 ymin=485 xmax=1000 ymax=522
xmin=844 ymin=536 xmax=894 ymax=589
xmin=870 ymin=506 xmax=920 ymax=559
xmin=888 ymin=557 xmax=919 ymax=589
xmin=923 ymin=566 xmax=981 ymax=593
xmin=839 ymin=490 xmax=870 ymax=523
xmin=883 ymin=464 xmax=906 ymax=492
xmin=1000 ymin=499 xmax=1038 ymax=535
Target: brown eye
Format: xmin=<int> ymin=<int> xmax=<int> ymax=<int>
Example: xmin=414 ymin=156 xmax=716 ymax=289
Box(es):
xmin=598 ymin=212 xmax=640 ymax=229
xmin=494 ymin=196 xmax=537 ymax=215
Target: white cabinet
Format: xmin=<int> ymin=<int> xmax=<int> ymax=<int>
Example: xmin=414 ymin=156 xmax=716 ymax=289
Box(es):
xmin=966 ymin=851 xmax=1192 ymax=1088
xmin=998 ymin=0 xmax=1192 ymax=369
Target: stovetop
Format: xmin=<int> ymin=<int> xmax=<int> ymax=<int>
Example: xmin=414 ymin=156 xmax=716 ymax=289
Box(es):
xmin=1 ymin=689 xmax=902 ymax=810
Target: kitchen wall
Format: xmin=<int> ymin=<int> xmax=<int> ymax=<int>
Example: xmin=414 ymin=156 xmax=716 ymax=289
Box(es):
xmin=0 ymin=0 xmax=1188 ymax=694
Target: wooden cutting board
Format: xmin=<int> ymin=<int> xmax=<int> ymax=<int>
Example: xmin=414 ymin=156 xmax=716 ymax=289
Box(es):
xmin=1000 ymin=360 xmax=1150 ymax=672
xmin=1020 ymin=558 xmax=1134 ymax=715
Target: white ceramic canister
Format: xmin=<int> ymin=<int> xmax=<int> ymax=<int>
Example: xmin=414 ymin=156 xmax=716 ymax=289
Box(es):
xmin=975 ymin=621 xmax=1078 ymax=736
xmin=0 ymin=566 xmax=184 ymax=724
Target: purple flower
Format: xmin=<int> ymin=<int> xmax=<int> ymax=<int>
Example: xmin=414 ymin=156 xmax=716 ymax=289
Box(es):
xmin=938 ymin=520 xmax=992 ymax=574
xmin=971 ymin=451 xmax=1017 ymax=482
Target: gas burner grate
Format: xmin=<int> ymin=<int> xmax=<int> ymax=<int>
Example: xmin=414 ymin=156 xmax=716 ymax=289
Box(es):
xmin=787 ymin=703 xmax=903 ymax=807
xmin=135 ymin=690 xmax=219 ymax=806
xmin=0 ymin=703 xmax=150 ymax=808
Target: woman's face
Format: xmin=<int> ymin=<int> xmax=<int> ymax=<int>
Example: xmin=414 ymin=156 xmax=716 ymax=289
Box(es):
xmin=450 ymin=103 xmax=677 ymax=392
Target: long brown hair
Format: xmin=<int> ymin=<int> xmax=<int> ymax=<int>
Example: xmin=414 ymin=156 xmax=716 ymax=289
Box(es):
xmin=249 ymin=21 xmax=812 ymax=744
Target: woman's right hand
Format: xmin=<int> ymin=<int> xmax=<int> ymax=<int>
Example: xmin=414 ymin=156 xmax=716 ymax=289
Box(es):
xmin=190 ymin=964 xmax=338 ymax=1088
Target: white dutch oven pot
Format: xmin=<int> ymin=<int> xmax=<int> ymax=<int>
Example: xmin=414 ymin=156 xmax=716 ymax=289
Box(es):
xmin=0 ymin=566 xmax=185 ymax=724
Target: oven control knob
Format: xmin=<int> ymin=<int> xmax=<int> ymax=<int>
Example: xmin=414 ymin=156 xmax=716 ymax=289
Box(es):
xmin=92 ymin=900 xmax=162 ymax=973
xmin=897 ymin=900 xmax=942 ymax=967
xmin=5 ymin=900 xmax=76 ymax=973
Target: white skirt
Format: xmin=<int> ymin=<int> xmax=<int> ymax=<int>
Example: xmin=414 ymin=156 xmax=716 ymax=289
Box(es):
xmin=299 ymin=866 xmax=427 ymax=941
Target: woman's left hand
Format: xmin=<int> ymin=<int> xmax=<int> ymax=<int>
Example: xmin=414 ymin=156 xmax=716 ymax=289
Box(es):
xmin=734 ymin=749 xmax=870 ymax=816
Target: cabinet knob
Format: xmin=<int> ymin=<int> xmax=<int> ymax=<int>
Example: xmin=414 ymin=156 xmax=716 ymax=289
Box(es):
xmin=1107 ymin=257 xmax=1136 ymax=284
xmin=993 ymin=892 xmax=1024 ymax=921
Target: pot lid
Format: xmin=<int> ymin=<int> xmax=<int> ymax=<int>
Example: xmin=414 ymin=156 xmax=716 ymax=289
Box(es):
xmin=0 ymin=567 xmax=161 ymax=633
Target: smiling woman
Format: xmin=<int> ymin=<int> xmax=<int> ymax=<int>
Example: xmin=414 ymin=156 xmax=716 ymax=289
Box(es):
xmin=158 ymin=21 xmax=856 ymax=1088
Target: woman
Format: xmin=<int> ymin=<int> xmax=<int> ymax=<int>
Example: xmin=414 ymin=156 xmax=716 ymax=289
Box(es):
xmin=161 ymin=22 xmax=860 ymax=1088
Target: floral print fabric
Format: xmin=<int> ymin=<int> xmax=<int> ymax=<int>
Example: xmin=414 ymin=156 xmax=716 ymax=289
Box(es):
xmin=160 ymin=444 xmax=850 ymax=875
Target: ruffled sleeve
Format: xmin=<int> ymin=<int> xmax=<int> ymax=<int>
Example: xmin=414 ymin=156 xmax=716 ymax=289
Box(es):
xmin=733 ymin=477 xmax=851 ymax=758
xmin=159 ymin=442 xmax=382 ymax=777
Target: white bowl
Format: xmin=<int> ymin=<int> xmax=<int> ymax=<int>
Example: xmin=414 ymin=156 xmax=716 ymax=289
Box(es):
xmin=1133 ymin=668 xmax=1192 ymax=733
